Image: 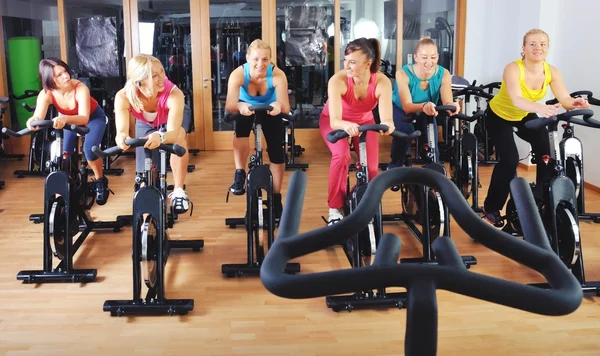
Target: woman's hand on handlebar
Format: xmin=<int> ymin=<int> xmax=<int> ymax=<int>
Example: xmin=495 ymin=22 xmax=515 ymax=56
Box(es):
xmin=52 ymin=116 xmax=67 ymax=130
xmin=268 ymin=102 xmax=282 ymax=116
xmin=238 ymin=102 xmax=254 ymax=116
xmin=26 ymin=117 xmax=40 ymax=131
xmin=115 ymin=132 xmax=131 ymax=151
xmin=142 ymin=132 xmax=162 ymax=150
xmin=341 ymin=121 xmax=360 ymax=137
xmin=539 ymin=103 xmax=561 ymax=118
xmin=422 ymin=102 xmax=438 ymax=116
xmin=444 ymin=102 xmax=461 ymax=116
xmin=380 ymin=120 xmax=396 ymax=135
xmin=572 ymin=97 xmax=590 ymax=109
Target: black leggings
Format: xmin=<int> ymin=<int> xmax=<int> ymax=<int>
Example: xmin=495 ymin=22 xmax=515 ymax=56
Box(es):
xmin=234 ymin=115 xmax=285 ymax=164
xmin=483 ymin=107 xmax=552 ymax=212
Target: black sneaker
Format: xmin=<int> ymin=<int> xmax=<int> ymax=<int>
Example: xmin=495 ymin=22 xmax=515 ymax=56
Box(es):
xmin=273 ymin=193 xmax=283 ymax=222
xmin=229 ymin=169 xmax=246 ymax=195
xmin=482 ymin=209 xmax=504 ymax=228
xmin=95 ymin=176 xmax=110 ymax=205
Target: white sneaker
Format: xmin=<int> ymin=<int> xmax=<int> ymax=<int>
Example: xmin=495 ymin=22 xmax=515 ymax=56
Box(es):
xmin=327 ymin=208 xmax=344 ymax=225
xmin=168 ymin=187 xmax=190 ymax=214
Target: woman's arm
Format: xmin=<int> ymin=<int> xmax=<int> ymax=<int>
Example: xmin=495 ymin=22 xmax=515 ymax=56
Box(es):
xmin=549 ymin=65 xmax=590 ymax=110
xmin=225 ymin=66 xmax=249 ymax=114
xmin=375 ymin=72 xmax=395 ymax=134
xmin=163 ymin=87 xmax=185 ymax=144
xmin=439 ymin=68 xmax=460 ymax=115
xmin=270 ymin=67 xmax=290 ymax=115
xmin=27 ymin=90 xmax=52 ymax=128
xmin=327 ymin=73 xmax=349 ymax=131
xmin=114 ymin=89 xmax=131 ymax=149
xmin=395 ymin=69 xmax=423 ymax=115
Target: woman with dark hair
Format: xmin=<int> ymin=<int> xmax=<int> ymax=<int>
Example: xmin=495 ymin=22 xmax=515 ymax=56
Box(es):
xmin=319 ymin=37 xmax=395 ymax=225
xmin=26 ymin=57 xmax=110 ymax=205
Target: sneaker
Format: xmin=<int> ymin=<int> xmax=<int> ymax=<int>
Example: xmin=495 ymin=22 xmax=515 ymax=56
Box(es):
xmin=169 ymin=187 xmax=192 ymax=215
xmin=326 ymin=208 xmax=344 ymax=226
xmin=229 ymin=169 xmax=246 ymax=195
xmin=272 ymin=193 xmax=283 ymax=222
xmin=482 ymin=209 xmax=504 ymax=228
xmin=94 ymin=176 xmax=110 ymax=205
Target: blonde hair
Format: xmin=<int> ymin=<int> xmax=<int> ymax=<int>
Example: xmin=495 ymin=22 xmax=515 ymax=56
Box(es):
xmin=247 ymin=39 xmax=272 ymax=58
xmin=124 ymin=54 xmax=163 ymax=112
xmin=415 ymin=36 xmax=438 ymax=54
xmin=522 ymin=29 xmax=549 ymax=58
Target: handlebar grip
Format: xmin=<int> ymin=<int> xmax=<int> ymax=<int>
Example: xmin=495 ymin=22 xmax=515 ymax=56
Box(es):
xmin=92 ymin=145 xmax=121 ymax=159
xmin=371 ymin=233 xmax=401 ymax=266
xmin=326 ymin=129 xmax=350 ymax=143
xmin=589 ymin=96 xmax=600 ymax=106
xmin=70 ymin=124 xmax=90 ymax=136
xmin=22 ymin=102 xmax=35 ymax=112
xmin=435 ymin=105 xmax=458 ymax=112
xmin=524 ymin=116 xmax=557 ymax=130
xmin=509 ymin=178 xmax=550 ymax=250
xmin=248 ymin=104 xmax=274 ymax=112
xmin=431 ymin=236 xmax=467 ymax=271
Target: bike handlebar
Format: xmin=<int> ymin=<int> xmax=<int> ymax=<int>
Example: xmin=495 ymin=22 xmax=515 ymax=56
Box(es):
xmin=222 ymin=104 xmax=299 ymax=124
xmin=546 ymin=90 xmax=600 ymax=106
xmin=10 ymin=89 xmax=39 ymax=101
xmin=452 ymin=86 xmax=495 ymax=100
xmin=261 ymin=168 xmax=582 ymax=355
xmin=2 ymin=120 xmax=89 ymax=137
xmin=91 ymin=138 xmax=186 ymax=159
xmin=524 ymin=109 xmax=599 ymax=130
xmin=326 ymin=124 xmax=421 ymax=143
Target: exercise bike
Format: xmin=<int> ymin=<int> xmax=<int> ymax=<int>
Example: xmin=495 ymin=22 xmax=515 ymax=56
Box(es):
xmin=545 ymin=91 xmax=600 ymax=223
xmin=282 ymin=114 xmax=308 ymax=171
xmin=502 ymin=109 xmax=600 ymax=296
xmin=2 ymin=120 xmax=124 ymax=284
xmin=222 ymin=104 xmax=301 ymax=278
xmin=93 ymin=138 xmax=204 ymax=316
xmin=261 ymin=168 xmax=583 ymax=356
xmin=450 ymin=82 xmax=493 ymax=211
xmin=383 ymin=105 xmax=477 ymax=268
xmin=324 ymin=124 xmax=421 ymax=312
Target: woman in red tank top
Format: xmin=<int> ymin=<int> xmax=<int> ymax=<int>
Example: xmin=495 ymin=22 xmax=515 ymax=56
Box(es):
xmin=25 ymin=58 xmax=110 ymax=205
xmin=319 ymin=38 xmax=395 ymax=225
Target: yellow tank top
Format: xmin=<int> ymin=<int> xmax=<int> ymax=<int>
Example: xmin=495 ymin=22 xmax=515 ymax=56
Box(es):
xmin=489 ymin=58 xmax=552 ymax=121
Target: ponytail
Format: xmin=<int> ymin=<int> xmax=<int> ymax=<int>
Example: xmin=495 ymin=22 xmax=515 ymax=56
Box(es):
xmin=368 ymin=38 xmax=381 ymax=73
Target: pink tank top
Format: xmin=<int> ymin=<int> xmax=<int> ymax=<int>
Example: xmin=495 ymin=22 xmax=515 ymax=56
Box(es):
xmin=129 ymin=77 xmax=176 ymax=127
xmin=322 ymin=72 xmax=379 ymax=124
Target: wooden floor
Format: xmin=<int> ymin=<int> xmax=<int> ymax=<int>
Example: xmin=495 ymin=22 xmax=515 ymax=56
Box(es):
xmin=0 ymin=149 xmax=599 ymax=356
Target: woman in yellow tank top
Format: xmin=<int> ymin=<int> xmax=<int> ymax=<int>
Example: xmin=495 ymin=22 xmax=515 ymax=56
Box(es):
xmin=482 ymin=29 xmax=590 ymax=227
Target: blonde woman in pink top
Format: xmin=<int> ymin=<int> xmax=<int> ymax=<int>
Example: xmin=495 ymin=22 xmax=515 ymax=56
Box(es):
xmin=114 ymin=54 xmax=192 ymax=214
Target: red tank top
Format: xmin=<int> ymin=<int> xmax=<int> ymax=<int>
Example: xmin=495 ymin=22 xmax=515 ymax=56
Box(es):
xmin=322 ymin=72 xmax=379 ymax=124
xmin=50 ymin=81 xmax=99 ymax=115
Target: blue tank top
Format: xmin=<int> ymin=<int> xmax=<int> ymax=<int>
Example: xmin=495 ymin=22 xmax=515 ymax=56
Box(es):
xmin=239 ymin=63 xmax=277 ymax=105
xmin=392 ymin=64 xmax=444 ymax=109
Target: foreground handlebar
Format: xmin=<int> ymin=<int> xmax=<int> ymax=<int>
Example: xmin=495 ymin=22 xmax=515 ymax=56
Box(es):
xmin=222 ymin=104 xmax=296 ymax=124
xmin=524 ymin=109 xmax=599 ymax=130
xmin=261 ymin=168 xmax=582 ymax=355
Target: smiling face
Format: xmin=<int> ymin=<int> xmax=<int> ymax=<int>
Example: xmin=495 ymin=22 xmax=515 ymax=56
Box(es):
xmin=343 ymin=50 xmax=371 ymax=79
xmin=247 ymin=48 xmax=271 ymax=77
xmin=522 ymin=32 xmax=549 ymax=62
xmin=414 ymin=43 xmax=439 ymax=76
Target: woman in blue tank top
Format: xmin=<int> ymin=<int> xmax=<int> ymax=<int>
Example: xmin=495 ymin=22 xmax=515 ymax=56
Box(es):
xmin=224 ymin=39 xmax=291 ymax=220
xmin=388 ymin=37 xmax=460 ymax=168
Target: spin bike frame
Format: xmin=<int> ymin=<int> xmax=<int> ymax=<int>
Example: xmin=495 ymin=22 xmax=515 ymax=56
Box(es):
xmin=3 ymin=120 xmax=123 ymax=283
xmin=324 ymin=124 xmax=420 ymax=312
xmin=514 ymin=110 xmax=600 ymax=296
xmin=546 ymin=91 xmax=600 ymax=223
xmin=94 ymin=139 xmax=204 ymax=316
xmin=222 ymin=104 xmax=301 ymax=278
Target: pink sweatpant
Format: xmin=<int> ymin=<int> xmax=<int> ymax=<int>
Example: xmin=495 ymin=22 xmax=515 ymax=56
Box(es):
xmin=319 ymin=115 xmax=380 ymax=210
